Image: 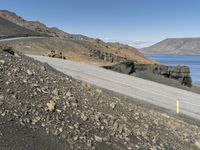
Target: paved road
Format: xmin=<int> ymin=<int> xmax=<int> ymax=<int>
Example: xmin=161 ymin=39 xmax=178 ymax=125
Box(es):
xmin=0 ymin=36 xmax=45 ymax=43
xmin=29 ymin=55 xmax=200 ymax=120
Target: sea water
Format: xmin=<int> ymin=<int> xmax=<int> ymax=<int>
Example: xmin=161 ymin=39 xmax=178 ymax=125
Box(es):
xmin=146 ymin=54 xmax=200 ymax=86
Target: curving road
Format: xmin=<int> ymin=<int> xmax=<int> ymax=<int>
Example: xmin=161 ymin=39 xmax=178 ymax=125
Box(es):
xmin=0 ymin=36 xmax=45 ymax=43
xmin=29 ymin=55 xmax=200 ymax=120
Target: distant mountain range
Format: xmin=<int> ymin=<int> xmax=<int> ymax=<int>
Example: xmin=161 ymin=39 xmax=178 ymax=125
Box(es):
xmin=141 ymin=38 xmax=200 ymax=54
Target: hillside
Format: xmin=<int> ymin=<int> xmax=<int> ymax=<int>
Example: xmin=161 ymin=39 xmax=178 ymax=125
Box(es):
xmin=1 ymin=47 xmax=200 ymax=150
xmin=2 ymin=10 xmax=199 ymax=88
xmin=0 ymin=16 xmax=41 ymax=38
xmin=0 ymin=10 xmax=155 ymax=65
xmin=141 ymin=38 xmax=200 ymax=54
xmin=2 ymin=37 xmax=155 ymax=65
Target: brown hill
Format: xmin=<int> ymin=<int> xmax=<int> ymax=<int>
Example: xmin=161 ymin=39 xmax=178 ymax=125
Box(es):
xmin=2 ymin=37 xmax=156 ymax=65
xmin=0 ymin=10 xmax=92 ymax=40
xmin=0 ymin=16 xmax=41 ymax=38
xmin=0 ymin=10 xmax=156 ymax=65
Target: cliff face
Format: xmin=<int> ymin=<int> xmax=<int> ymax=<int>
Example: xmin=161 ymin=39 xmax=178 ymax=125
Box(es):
xmin=135 ymin=64 xmax=192 ymax=87
xmin=103 ymin=62 xmax=192 ymax=87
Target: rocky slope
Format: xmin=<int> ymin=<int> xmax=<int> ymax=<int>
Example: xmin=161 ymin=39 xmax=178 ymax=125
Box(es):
xmin=1 ymin=37 xmax=155 ymax=65
xmin=1 ymin=46 xmax=200 ymax=150
xmin=141 ymin=38 xmax=200 ymax=54
xmin=0 ymin=16 xmax=41 ymax=38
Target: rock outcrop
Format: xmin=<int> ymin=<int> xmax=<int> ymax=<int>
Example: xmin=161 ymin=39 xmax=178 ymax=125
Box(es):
xmin=135 ymin=64 xmax=192 ymax=87
xmin=89 ymin=49 xmax=130 ymax=63
xmin=46 ymin=50 xmax=66 ymax=59
xmin=103 ymin=62 xmax=192 ymax=87
xmin=103 ymin=61 xmax=135 ymax=74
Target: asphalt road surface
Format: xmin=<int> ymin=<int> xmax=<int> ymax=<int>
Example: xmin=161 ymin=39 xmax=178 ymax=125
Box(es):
xmin=28 ymin=55 xmax=200 ymax=120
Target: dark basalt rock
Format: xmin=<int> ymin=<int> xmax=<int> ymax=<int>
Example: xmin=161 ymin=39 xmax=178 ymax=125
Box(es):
xmin=103 ymin=61 xmax=135 ymax=75
xmin=103 ymin=62 xmax=192 ymax=87
xmin=89 ymin=49 xmax=129 ymax=63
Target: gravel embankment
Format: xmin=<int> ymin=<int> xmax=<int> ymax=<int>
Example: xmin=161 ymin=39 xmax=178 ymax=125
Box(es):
xmin=0 ymin=47 xmax=200 ymax=150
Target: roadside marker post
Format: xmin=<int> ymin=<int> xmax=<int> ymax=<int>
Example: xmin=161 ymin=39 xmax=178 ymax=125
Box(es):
xmin=176 ymin=100 xmax=180 ymax=114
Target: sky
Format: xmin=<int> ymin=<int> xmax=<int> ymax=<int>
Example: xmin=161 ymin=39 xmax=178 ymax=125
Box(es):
xmin=1 ymin=0 xmax=200 ymax=47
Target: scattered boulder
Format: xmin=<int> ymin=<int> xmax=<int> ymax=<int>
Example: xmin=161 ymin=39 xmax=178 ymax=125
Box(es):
xmin=0 ymin=45 xmax=20 ymax=57
xmin=94 ymin=135 xmax=103 ymax=142
xmin=46 ymin=50 xmax=66 ymax=59
xmin=46 ymin=100 xmax=56 ymax=111
xmin=0 ymin=60 xmax=5 ymax=65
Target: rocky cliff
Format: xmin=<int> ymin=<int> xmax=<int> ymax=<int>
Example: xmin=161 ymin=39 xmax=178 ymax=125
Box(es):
xmin=104 ymin=62 xmax=192 ymax=87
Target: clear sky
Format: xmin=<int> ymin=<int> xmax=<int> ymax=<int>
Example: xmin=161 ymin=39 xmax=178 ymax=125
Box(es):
xmin=1 ymin=0 xmax=200 ymax=47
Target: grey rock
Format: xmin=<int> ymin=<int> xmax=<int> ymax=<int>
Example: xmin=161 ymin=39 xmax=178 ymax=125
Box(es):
xmin=110 ymin=102 xmax=116 ymax=109
xmin=81 ymin=113 xmax=88 ymax=121
xmin=94 ymin=135 xmax=103 ymax=142
xmin=27 ymin=70 xmax=33 ymax=75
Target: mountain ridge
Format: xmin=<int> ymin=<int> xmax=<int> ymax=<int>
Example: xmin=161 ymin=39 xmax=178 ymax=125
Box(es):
xmin=0 ymin=10 xmax=92 ymax=40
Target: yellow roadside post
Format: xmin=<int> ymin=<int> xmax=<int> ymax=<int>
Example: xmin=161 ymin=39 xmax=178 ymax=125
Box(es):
xmin=176 ymin=100 xmax=180 ymax=114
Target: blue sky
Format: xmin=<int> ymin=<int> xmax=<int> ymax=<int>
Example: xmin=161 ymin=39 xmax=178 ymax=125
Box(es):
xmin=1 ymin=0 xmax=200 ymax=47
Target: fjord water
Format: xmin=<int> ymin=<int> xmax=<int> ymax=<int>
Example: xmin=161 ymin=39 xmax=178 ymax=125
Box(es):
xmin=146 ymin=54 xmax=200 ymax=86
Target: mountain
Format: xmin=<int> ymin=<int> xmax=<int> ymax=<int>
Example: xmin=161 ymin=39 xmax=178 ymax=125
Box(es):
xmin=0 ymin=10 xmax=92 ymax=40
xmin=141 ymin=38 xmax=200 ymax=54
xmin=0 ymin=16 xmax=41 ymax=38
xmin=0 ymin=10 xmax=155 ymax=65
xmin=1 ymin=9 xmax=196 ymax=87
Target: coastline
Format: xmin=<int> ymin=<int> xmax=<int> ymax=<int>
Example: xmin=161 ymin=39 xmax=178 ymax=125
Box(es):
xmin=145 ymin=53 xmax=200 ymax=89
